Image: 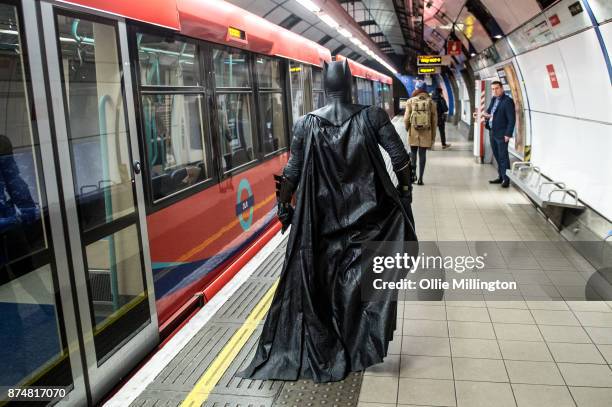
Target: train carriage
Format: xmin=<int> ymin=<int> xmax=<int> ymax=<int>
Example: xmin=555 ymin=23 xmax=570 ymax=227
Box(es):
xmin=0 ymin=0 xmax=394 ymax=404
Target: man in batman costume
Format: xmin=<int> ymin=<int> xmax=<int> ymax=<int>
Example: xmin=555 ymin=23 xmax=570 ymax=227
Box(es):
xmin=237 ymin=60 xmax=417 ymax=382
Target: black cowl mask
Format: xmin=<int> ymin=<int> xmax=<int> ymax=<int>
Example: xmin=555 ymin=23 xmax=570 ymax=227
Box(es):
xmin=311 ymin=59 xmax=364 ymax=126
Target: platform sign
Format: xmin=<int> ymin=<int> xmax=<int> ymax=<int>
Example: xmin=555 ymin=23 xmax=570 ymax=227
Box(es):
xmin=546 ymin=64 xmax=559 ymax=88
xmin=549 ymin=14 xmax=561 ymax=26
xmin=417 ymin=55 xmax=442 ymax=66
xmin=447 ymin=40 xmax=462 ymax=56
xmin=418 ymin=66 xmax=441 ymax=74
xmin=496 ymin=68 xmax=508 ymax=86
xmin=568 ymin=1 xmax=583 ymax=16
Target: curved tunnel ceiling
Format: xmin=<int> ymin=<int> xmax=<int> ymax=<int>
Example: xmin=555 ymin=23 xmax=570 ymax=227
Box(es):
xmin=423 ymin=0 xmax=543 ymax=54
xmin=226 ymin=0 xmax=565 ymax=73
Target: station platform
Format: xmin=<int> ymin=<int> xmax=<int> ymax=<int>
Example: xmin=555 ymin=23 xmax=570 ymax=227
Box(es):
xmin=106 ymin=118 xmax=612 ymax=407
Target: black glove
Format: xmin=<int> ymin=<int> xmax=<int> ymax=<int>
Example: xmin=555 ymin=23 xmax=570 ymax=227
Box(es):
xmin=274 ymin=174 xmax=296 ymax=234
xmin=410 ymin=163 xmax=417 ymax=184
xmin=277 ymin=202 xmax=294 ymax=234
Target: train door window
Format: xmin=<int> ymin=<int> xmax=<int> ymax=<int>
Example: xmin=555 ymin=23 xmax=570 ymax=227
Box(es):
xmin=213 ymin=48 xmax=256 ymax=172
xmin=357 ymin=78 xmax=373 ymax=105
xmin=136 ymin=33 xmax=211 ymax=203
xmin=0 ymin=0 xmax=73 ymax=390
xmin=352 ymin=77 xmax=358 ymax=103
xmin=302 ymin=64 xmax=313 ymax=113
xmin=382 ymin=83 xmax=392 ymax=111
xmin=312 ymin=67 xmax=325 ymax=109
xmin=55 ymin=12 xmax=150 ymax=361
xmin=289 ymin=62 xmax=314 ymax=122
xmin=256 ymin=56 xmax=287 ymax=155
xmin=373 ymin=81 xmax=383 ymax=108
xmin=289 ymin=61 xmax=304 ymax=123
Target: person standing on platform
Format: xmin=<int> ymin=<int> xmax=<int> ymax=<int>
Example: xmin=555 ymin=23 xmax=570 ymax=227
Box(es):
xmin=404 ymin=80 xmax=437 ymax=185
xmin=482 ymin=81 xmax=516 ymax=188
xmin=431 ymin=86 xmax=450 ymax=149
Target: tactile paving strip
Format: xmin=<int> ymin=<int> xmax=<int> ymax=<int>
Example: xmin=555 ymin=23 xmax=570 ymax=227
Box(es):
xmin=251 ymin=249 xmax=285 ymax=280
xmin=130 ymin=234 xmax=363 ymax=407
xmin=273 ymin=372 xmax=363 ymax=407
xmin=205 ymin=329 xmax=283 ymax=400
xmin=211 ymin=280 xmax=275 ymax=324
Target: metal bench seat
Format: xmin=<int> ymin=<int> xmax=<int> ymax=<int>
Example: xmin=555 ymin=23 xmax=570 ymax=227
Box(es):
xmin=506 ymin=162 xmax=585 ymax=210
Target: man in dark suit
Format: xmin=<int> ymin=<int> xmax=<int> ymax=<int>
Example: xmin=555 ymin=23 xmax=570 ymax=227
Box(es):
xmin=483 ymin=81 xmax=516 ymax=188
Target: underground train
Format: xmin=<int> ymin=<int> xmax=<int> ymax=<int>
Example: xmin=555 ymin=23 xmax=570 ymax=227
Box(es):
xmin=0 ymin=0 xmax=394 ymax=404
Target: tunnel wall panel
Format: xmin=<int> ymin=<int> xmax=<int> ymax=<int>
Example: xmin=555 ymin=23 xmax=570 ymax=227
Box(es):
xmin=516 ymin=42 xmax=576 ymax=117
xmin=515 ymin=26 xmax=612 ymax=221
xmin=558 ymin=29 xmax=612 ymax=123
xmin=530 ymin=111 xmax=612 ymax=220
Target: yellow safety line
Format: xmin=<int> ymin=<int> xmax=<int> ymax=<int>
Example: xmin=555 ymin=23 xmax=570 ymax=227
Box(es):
xmin=180 ymin=279 xmax=279 ymax=407
xmin=177 ymin=193 xmax=276 ymax=263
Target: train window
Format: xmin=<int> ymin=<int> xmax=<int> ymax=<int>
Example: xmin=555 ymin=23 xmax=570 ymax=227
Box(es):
xmin=382 ymin=83 xmax=392 ymax=111
xmin=213 ymin=48 xmax=255 ymax=171
xmin=312 ymin=68 xmax=325 ymax=109
xmin=256 ymin=56 xmax=282 ymax=88
xmin=0 ymin=1 xmax=73 ymax=389
xmin=136 ymin=32 xmax=211 ymax=203
xmin=373 ymin=81 xmax=383 ymax=108
xmin=289 ymin=61 xmax=304 ymax=123
xmin=56 ymin=14 xmax=135 ymax=231
xmin=138 ymin=34 xmax=199 ymax=86
xmin=289 ymin=62 xmax=313 ymax=122
xmin=215 ymin=93 xmax=255 ymax=171
xmin=256 ymin=56 xmax=287 ymax=155
xmin=260 ymin=93 xmax=287 ymax=154
xmin=302 ymin=64 xmax=313 ymax=114
xmin=357 ymin=78 xmax=373 ymax=105
xmin=213 ymin=48 xmax=251 ymax=88
xmin=141 ymin=94 xmax=209 ymax=201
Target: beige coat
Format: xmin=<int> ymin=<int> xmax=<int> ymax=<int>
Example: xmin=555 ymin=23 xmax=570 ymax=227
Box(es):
xmin=403 ymin=92 xmax=437 ymax=148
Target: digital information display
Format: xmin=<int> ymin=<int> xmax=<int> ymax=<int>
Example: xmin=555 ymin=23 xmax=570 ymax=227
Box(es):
xmin=417 ymin=55 xmax=442 ymax=66
xmin=418 ymin=66 xmax=441 ymax=74
xmin=228 ymin=26 xmax=246 ymax=40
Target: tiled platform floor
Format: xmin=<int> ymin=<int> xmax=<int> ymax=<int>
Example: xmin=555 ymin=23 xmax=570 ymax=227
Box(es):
xmin=359 ymin=120 xmax=612 ymax=407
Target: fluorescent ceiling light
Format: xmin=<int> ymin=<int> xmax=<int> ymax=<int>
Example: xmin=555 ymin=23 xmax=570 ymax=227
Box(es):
xmin=337 ymin=27 xmax=352 ymax=38
xmin=319 ymin=14 xmax=339 ymax=29
xmin=439 ymin=23 xmax=464 ymax=30
xmin=494 ymin=34 xmax=503 ymax=39
xmin=350 ymin=37 xmax=362 ymax=46
xmin=295 ymin=0 xmax=320 ymax=13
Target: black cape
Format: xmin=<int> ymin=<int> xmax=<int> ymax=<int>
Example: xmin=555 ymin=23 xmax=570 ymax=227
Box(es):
xmin=237 ymin=105 xmax=417 ymax=382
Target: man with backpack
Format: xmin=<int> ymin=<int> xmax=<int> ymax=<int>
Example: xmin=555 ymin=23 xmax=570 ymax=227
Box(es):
xmin=403 ymin=81 xmax=437 ymax=185
xmin=431 ymin=86 xmax=450 ymax=149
